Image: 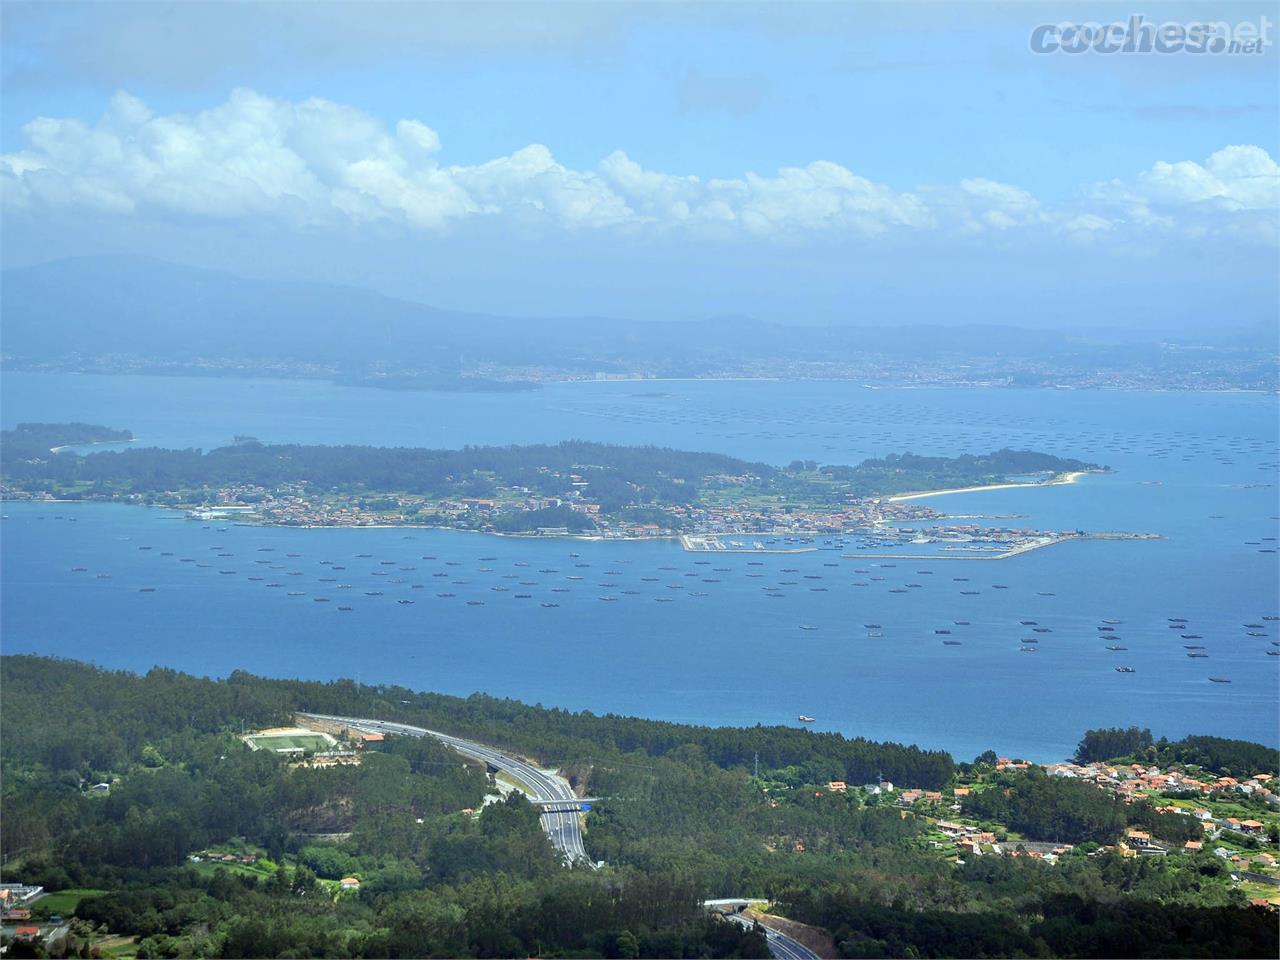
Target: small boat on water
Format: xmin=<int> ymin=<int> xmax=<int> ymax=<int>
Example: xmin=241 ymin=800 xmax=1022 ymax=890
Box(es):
xmin=1208 ymin=677 xmax=1231 ymax=683
xmin=1115 ymin=666 xmax=1136 ymax=673
xmin=314 ymin=597 xmax=330 ymax=603
xmin=397 ymin=599 xmax=414 ymax=605
xmin=1105 ymin=645 xmax=1127 ymax=651
xmin=71 ymin=566 xmax=87 ymax=572
xmin=798 ymin=715 xmax=816 ymax=723
xmin=437 ymin=593 xmax=455 ymax=598
xmin=139 ymin=587 xmax=156 ymax=592
xmin=338 ymin=606 xmax=352 ymax=611
xmin=466 ymin=600 xmax=484 ymax=606
xmin=541 ymin=602 xmax=559 ymax=608
xmin=942 ymin=640 xmax=962 ymax=646
xmin=800 ymin=625 xmax=818 ymax=631
xmin=866 ymin=631 xmax=883 ymax=638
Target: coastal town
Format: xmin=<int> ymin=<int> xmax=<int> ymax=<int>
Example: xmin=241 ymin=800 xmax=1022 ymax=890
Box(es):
xmin=11 ymin=472 xmax=1124 ymax=558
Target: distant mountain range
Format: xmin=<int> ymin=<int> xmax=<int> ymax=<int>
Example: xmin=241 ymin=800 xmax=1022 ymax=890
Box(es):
xmin=1 ymin=256 xmax=1272 ymax=386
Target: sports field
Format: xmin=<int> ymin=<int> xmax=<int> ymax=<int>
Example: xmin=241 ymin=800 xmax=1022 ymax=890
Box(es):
xmin=243 ymin=728 xmax=335 ymax=753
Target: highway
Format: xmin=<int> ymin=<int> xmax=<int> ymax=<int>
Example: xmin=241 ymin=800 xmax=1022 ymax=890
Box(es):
xmin=299 ymin=714 xmax=589 ymax=863
xmin=724 ymin=912 xmax=821 ymax=960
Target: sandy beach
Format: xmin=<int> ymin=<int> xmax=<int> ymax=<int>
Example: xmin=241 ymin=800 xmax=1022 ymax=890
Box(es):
xmin=885 ymin=470 xmax=1088 ymax=502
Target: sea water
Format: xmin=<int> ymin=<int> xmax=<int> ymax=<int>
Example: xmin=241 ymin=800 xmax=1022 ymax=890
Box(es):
xmin=2 ymin=373 xmax=1277 ymax=760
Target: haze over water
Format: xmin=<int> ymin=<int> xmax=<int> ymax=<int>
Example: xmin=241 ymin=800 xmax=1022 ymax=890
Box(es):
xmin=3 ymin=372 xmax=1277 ymax=761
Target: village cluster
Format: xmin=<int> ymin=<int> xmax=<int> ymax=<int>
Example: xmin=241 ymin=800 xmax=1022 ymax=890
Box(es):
xmin=797 ymin=756 xmax=1280 ymax=902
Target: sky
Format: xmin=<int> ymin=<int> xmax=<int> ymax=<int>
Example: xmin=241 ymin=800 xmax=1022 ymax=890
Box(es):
xmin=2 ymin=1 xmax=1278 ymax=331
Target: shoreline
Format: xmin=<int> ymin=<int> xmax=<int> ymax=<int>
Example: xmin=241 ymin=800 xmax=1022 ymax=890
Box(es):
xmin=6 ymin=367 xmax=1275 ymax=397
xmin=884 ymin=470 xmax=1089 ymax=503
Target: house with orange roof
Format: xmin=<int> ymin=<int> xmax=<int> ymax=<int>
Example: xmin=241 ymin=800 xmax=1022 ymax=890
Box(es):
xmin=1125 ymin=829 xmax=1151 ymax=847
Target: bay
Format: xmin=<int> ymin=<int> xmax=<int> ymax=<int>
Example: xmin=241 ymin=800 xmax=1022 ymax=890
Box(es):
xmin=2 ymin=372 xmax=1277 ymax=761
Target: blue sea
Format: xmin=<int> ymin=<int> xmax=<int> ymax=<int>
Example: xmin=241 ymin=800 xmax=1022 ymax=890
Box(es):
xmin=2 ymin=372 xmax=1277 ymax=761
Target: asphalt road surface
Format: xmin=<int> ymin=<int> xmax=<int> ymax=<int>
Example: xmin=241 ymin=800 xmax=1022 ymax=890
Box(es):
xmin=724 ymin=912 xmax=821 ymax=960
xmin=300 ymin=714 xmax=588 ymax=863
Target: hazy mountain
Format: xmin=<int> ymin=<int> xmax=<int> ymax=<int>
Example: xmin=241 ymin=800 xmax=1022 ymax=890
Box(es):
xmin=0 ymin=256 xmax=1236 ymax=375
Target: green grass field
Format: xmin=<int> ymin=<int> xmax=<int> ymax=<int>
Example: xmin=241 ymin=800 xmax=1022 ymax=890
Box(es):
xmin=190 ymin=860 xmax=276 ymax=881
xmin=245 ymin=733 xmax=331 ymax=753
xmin=33 ymin=888 xmax=106 ymax=916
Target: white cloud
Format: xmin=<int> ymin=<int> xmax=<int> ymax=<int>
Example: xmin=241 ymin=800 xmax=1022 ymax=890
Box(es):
xmin=1083 ymin=144 xmax=1279 ymax=245
xmin=1 ymin=89 xmax=1275 ymax=248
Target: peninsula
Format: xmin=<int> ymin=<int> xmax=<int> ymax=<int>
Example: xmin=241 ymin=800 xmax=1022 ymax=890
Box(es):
xmin=1 ymin=424 xmax=1110 ymax=549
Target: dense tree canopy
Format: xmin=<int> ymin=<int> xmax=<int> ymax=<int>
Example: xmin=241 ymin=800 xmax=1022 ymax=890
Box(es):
xmin=2 ymin=657 xmax=1274 ymax=960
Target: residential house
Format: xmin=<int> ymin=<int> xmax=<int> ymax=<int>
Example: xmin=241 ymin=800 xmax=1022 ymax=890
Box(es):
xmin=1125 ymin=829 xmax=1151 ymax=847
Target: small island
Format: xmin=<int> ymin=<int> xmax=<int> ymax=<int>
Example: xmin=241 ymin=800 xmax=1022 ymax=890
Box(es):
xmin=0 ymin=423 xmax=1127 ymax=553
